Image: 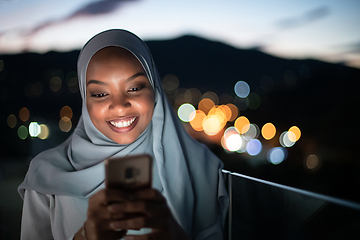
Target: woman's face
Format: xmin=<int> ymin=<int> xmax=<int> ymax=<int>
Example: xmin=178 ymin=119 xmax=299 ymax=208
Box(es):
xmin=86 ymin=47 xmax=155 ymax=144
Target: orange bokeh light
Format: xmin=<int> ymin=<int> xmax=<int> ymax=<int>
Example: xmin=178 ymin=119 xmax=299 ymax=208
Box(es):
xmin=261 ymin=122 xmax=276 ymax=140
xmin=198 ymin=98 xmax=215 ymax=115
xmin=234 ymin=116 xmax=250 ymax=134
xmin=289 ymin=126 xmax=301 ymax=141
xmin=226 ymin=103 xmax=238 ymax=122
xmin=189 ymin=110 xmax=206 ymax=131
xmin=19 ymin=107 xmax=30 ymax=122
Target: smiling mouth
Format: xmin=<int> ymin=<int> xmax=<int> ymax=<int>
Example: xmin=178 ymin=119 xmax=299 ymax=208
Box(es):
xmin=109 ymin=117 xmax=137 ymax=128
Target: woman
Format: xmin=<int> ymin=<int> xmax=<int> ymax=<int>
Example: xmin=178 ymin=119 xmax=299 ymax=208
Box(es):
xmin=18 ymin=29 xmax=228 ymax=240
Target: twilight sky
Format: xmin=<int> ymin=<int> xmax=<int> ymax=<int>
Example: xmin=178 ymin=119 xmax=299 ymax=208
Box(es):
xmin=0 ymin=0 xmax=359 ymax=68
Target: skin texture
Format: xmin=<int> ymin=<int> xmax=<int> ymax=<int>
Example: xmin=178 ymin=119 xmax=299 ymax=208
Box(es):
xmin=73 ymin=47 xmax=190 ymax=240
xmin=86 ymin=46 xmax=155 ymax=145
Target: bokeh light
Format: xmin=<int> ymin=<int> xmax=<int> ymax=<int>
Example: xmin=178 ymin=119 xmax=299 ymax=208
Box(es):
xmin=50 ymin=76 xmax=62 ymax=92
xmin=7 ymin=114 xmax=17 ymax=128
xmin=280 ymin=131 xmax=296 ymax=147
xmin=189 ymin=110 xmax=206 ymax=131
xmin=65 ymin=71 xmax=79 ymax=93
xmin=234 ymin=81 xmax=250 ymax=98
xmin=243 ymin=124 xmax=260 ymax=141
xmin=38 ymin=124 xmax=50 ymax=140
xmin=208 ymin=106 xmax=227 ymax=126
xmin=234 ymin=116 xmax=250 ymax=134
xmin=19 ymin=107 xmax=30 ymax=122
xmin=29 ymin=122 xmax=41 ymax=137
xmin=224 ymin=133 xmax=243 ymax=152
xmin=267 ymin=147 xmax=287 ymax=165
xmin=59 ymin=117 xmax=72 ymax=132
xmin=178 ymin=103 xmax=196 ymax=122
xmin=226 ymin=103 xmax=238 ymax=122
xmin=218 ymin=105 xmax=232 ymax=122
xmin=198 ymin=98 xmax=215 ymax=115
xmin=184 ymin=88 xmax=202 ymax=106
xmin=162 ymin=74 xmax=179 ymax=92
xmin=202 ymin=91 xmax=219 ymax=105
xmin=203 ymin=114 xmax=224 ymax=136
xmin=288 ymin=126 xmax=301 ymax=142
xmin=261 ymin=123 xmax=276 ymax=140
xmin=60 ymin=106 xmax=73 ymax=120
xmin=305 ymin=154 xmax=319 ymax=170
xmin=222 ymin=127 xmax=240 ymax=151
xmin=17 ymin=125 xmax=28 ymax=140
xmin=246 ymin=139 xmax=262 ymax=156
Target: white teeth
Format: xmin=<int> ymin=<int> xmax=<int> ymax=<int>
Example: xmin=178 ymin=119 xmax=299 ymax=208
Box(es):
xmin=110 ymin=117 xmax=136 ymax=128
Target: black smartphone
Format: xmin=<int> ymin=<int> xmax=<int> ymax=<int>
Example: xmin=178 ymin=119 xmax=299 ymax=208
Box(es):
xmin=105 ymin=154 xmax=153 ymax=191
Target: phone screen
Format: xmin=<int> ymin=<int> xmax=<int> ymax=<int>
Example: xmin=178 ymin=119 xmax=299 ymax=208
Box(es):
xmin=105 ymin=154 xmax=152 ymax=191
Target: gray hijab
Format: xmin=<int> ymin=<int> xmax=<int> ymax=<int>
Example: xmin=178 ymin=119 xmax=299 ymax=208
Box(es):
xmin=18 ymin=29 xmax=228 ymax=237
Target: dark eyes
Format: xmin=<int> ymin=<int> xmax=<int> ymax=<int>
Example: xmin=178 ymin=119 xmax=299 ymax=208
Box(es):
xmin=91 ymin=93 xmax=108 ymax=98
xmin=90 ymin=85 xmax=144 ymax=98
xmin=129 ymin=86 xmax=142 ymax=92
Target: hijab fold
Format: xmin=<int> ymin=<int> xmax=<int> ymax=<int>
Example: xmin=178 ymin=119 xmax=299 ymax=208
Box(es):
xmin=18 ymin=29 xmax=228 ymax=237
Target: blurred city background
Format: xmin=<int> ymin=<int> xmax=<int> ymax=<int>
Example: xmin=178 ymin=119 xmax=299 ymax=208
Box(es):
xmin=1 ymin=0 xmax=360 ymax=239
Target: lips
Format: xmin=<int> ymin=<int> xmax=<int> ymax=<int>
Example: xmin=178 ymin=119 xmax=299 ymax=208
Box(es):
xmin=107 ymin=116 xmax=138 ymax=133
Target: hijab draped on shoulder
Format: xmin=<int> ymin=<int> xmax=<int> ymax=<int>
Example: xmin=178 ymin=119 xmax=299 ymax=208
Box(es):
xmin=18 ymin=29 xmax=228 ymax=237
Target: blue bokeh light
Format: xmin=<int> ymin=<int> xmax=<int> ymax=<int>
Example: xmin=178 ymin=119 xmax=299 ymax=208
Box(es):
xmin=246 ymin=139 xmax=262 ymax=156
xmin=267 ymin=147 xmax=288 ymax=165
xmin=234 ymin=81 xmax=250 ymax=98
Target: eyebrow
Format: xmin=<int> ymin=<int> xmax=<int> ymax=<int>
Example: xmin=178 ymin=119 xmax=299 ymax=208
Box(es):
xmin=87 ymin=72 xmax=146 ymax=86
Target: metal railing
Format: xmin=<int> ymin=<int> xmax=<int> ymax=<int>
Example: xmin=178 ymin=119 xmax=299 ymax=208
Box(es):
xmin=222 ymin=170 xmax=360 ymax=240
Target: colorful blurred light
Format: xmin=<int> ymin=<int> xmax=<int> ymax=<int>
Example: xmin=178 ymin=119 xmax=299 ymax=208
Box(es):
xmin=243 ymin=124 xmax=260 ymax=140
xmin=203 ymin=91 xmax=219 ymax=105
xmin=60 ymin=106 xmax=73 ymax=119
xmin=234 ymin=81 xmax=250 ymax=98
xmin=261 ymin=123 xmax=276 ymax=140
xmin=38 ymin=124 xmax=50 ymax=140
xmin=198 ymin=98 xmax=215 ymax=115
xmin=29 ymin=122 xmax=41 ymax=137
xmin=226 ymin=103 xmax=238 ymax=122
xmin=7 ymin=114 xmax=17 ymax=128
xmin=267 ymin=147 xmax=287 ymax=165
xmin=189 ymin=110 xmax=206 ymax=131
xmin=280 ymin=131 xmax=296 ymax=147
xmin=59 ymin=117 xmax=72 ymax=132
xmin=18 ymin=125 xmax=28 ymax=140
xmin=305 ymin=154 xmax=319 ymax=170
xmin=19 ymin=107 xmax=30 ymax=122
xmin=234 ymin=116 xmax=250 ymax=134
xmin=246 ymin=139 xmax=262 ymax=156
xmin=218 ymin=105 xmax=232 ymax=122
xmin=288 ymin=126 xmax=301 ymax=142
xmin=50 ymin=76 xmax=62 ymax=92
xmin=162 ymin=74 xmax=179 ymax=92
xmin=178 ymin=103 xmax=196 ymax=122
xmin=202 ymin=115 xmax=224 ymax=136
xmin=224 ymin=133 xmax=243 ymax=152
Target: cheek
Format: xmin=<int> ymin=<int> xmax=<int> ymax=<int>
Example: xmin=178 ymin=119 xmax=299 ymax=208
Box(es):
xmin=87 ymin=101 xmax=107 ymax=122
xmin=137 ymin=96 xmax=155 ymax=119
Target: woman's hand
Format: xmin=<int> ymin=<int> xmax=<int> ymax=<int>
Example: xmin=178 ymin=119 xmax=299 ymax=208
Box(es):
xmin=109 ymin=188 xmax=190 ymax=240
xmin=74 ymin=188 xmax=190 ymax=240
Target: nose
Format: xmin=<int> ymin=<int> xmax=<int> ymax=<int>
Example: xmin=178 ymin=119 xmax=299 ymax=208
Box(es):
xmin=109 ymin=94 xmax=131 ymax=113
